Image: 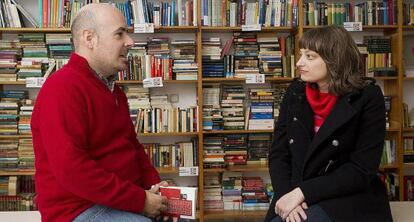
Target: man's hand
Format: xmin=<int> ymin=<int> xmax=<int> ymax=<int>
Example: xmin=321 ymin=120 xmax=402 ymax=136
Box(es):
xmin=149 ymin=181 xmax=170 ymax=194
xmin=275 ymin=187 xmax=305 ymax=219
xmin=143 ymin=190 xmax=168 ymax=218
xmin=286 ymin=202 xmax=308 ymax=222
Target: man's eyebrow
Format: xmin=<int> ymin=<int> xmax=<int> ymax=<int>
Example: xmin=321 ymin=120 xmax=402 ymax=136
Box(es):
xmin=113 ymin=27 xmax=128 ymax=33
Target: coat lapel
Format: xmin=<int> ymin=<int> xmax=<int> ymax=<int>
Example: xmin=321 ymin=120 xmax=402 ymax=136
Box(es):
xmin=303 ymin=94 xmax=357 ymax=164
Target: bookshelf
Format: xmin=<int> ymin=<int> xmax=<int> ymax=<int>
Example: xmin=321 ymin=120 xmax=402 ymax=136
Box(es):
xmin=0 ymin=0 xmax=412 ymax=220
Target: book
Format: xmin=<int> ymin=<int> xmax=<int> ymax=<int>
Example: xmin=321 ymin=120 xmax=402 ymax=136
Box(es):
xmin=159 ymin=186 xmax=197 ymax=219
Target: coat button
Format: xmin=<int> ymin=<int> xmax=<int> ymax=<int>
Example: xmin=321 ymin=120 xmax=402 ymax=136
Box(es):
xmin=289 ymin=139 xmax=294 ymax=144
xmin=332 ymin=140 xmax=339 ymax=146
xmin=293 ymin=117 xmax=298 ymax=121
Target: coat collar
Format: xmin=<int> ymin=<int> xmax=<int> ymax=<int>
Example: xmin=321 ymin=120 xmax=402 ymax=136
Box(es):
xmin=291 ymin=81 xmax=360 ymax=165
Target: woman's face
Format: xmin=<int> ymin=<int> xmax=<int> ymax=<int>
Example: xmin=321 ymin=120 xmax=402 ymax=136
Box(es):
xmin=297 ymin=48 xmax=329 ymax=90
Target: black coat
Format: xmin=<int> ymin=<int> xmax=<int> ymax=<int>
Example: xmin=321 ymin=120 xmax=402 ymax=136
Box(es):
xmin=265 ymin=79 xmax=393 ymax=222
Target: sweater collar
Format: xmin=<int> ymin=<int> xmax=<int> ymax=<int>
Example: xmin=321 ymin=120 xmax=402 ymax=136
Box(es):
xmin=68 ymin=53 xmax=116 ymax=92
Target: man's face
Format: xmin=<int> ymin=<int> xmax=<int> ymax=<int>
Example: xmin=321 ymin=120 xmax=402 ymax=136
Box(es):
xmin=93 ymin=9 xmax=133 ymax=76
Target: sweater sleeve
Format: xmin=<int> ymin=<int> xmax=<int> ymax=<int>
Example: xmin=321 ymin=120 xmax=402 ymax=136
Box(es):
xmin=298 ymin=85 xmax=386 ymax=204
xmin=36 ymin=79 xmax=147 ymax=213
xmin=268 ymin=83 xmax=294 ymax=201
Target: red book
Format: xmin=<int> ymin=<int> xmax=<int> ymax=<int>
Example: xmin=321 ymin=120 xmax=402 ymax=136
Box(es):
xmin=159 ymin=186 xmax=197 ymax=219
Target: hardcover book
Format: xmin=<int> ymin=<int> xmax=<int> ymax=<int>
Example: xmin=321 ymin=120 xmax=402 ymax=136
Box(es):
xmin=159 ymin=186 xmax=198 ymax=219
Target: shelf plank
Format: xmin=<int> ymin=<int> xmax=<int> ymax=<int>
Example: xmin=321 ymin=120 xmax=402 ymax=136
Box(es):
xmin=404 ymin=163 xmax=414 ymax=169
xmin=116 ymin=80 xmax=197 ymax=84
xmin=0 ymin=170 xmax=35 ymax=176
xmin=201 ymin=26 xmax=294 ymax=32
xmin=137 ymin=132 xmax=199 ymax=136
xmin=204 ymin=210 xmax=267 ymax=219
xmin=203 ymin=130 xmax=273 ymax=134
xmin=202 ymin=77 xmax=293 ymax=83
xmin=204 ymin=164 xmax=269 ymax=173
xmin=0 ymin=135 xmax=32 ymax=139
xmin=0 ymin=28 xmax=71 ymax=32
xmin=0 ymin=81 xmax=26 ymax=85
xmin=404 ymin=77 xmax=414 ymax=81
xmin=156 ymin=168 xmax=179 ymax=174
xmin=404 ymin=128 xmax=414 ymax=132
xmin=379 ymin=164 xmax=399 ymax=170
xmin=403 ymin=25 xmax=414 ymax=30
xmin=304 ymin=25 xmax=398 ymax=30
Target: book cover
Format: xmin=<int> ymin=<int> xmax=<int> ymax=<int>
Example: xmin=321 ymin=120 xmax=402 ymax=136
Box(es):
xmin=159 ymin=186 xmax=197 ymax=219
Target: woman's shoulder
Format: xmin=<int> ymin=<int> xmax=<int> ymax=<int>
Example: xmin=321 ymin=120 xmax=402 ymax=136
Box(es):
xmin=359 ymin=78 xmax=383 ymax=97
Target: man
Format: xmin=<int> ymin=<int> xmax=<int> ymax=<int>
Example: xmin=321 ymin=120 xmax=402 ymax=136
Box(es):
xmin=31 ymin=4 xmax=168 ymax=222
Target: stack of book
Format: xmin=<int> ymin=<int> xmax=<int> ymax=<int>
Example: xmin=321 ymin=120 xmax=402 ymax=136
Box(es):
xmin=258 ymin=34 xmax=282 ymax=77
xmin=233 ymin=33 xmax=259 ymax=78
xmin=224 ymin=134 xmax=247 ymax=166
xmin=17 ymin=139 xmax=34 ymax=171
xmin=203 ymin=83 xmax=223 ymax=131
xmin=247 ymin=133 xmax=272 ymax=165
xmin=221 ymin=85 xmax=245 ymax=130
xmin=0 ymin=40 xmax=21 ymax=81
xmin=171 ymin=39 xmax=197 ymax=80
xmin=204 ymin=173 xmax=224 ymax=211
xmin=122 ymin=85 xmax=150 ymax=126
xmin=143 ymin=140 xmax=197 ymax=168
xmin=147 ymin=37 xmax=172 ymax=80
xmin=203 ymin=136 xmax=225 ymax=169
xmin=202 ymin=37 xmax=224 ymax=78
xmin=18 ymin=99 xmax=33 ymax=135
xmin=248 ymin=88 xmax=274 ymax=130
xmin=222 ymin=171 xmax=243 ymax=210
xmin=242 ymin=177 xmax=270 ymax=210
xmin=364 ymin=36 xmax=396 ymax=77
xmin=17 ymin=33 xmax=48 ymax=80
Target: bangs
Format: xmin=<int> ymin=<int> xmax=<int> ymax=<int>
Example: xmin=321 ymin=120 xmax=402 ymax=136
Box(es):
xmin=299 ymin=28 xmax=328 ymax=53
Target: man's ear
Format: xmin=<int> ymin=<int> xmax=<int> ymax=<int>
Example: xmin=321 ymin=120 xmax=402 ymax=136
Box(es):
xmin=82 ymin=29 xmax=96 ymax=49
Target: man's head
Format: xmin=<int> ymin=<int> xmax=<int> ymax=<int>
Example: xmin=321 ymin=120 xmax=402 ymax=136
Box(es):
xmin=71 ymin=4 xmax=133 ymax=77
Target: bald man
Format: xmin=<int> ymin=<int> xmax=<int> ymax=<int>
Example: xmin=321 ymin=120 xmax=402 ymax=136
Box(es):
xmin=31 ymin=4 xmax=168 ymax=222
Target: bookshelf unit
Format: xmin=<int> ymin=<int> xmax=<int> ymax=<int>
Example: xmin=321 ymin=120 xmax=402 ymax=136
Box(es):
xmin=0 ymin=0 xmax=412 ymax=220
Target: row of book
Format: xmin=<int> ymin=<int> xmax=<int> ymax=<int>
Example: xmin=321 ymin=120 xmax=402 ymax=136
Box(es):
xmin=204 ymin=172 xmax=272 ymax=211
xmin=380 ymin=139 xmax=396 ymax=165
xmin=0 ymin=176 xmax=36 ymax=211
xmin=303 ymin=0 xmax=397 ymax=26
xmin=202 ymin=84 xmax=286 ymax=131
xmin=403 ymin=3 xmax=414 ymax=25
xmin=0 ymin=139 xmax=34 ymax=171
xmin=202 ymin=34 xmax=295 ymax=79
xmin=203 ymin=134 xmax=272 ymax=169
xmin=142 ymin=140 xmax=198 ymax=169
xmin=201 ymin=0 xmax=298 ymax=27
xmin=379 ymin=172 xmax=398 ymax=201
xmin=117 ymin=38 xmax=197 ymax=81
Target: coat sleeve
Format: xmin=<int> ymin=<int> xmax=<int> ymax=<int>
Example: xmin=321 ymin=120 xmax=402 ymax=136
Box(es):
xmin=269 ymin=82 xmax=294 ymax=201
xmin=35 ymin=79 xmax=148 ymax=213
xmin=298 ymin=85 xmax=386 ymax=204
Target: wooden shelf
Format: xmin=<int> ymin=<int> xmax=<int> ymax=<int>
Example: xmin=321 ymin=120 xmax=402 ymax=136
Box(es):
xmin=379 ymin=164 xmax=399 ymax=170
xmin=137 ymin=132 xmax=199 ymax=137
xmin=0 ymin=81 xmax=26 ymax=85
xmin=404 ymin=128 xmax=414 ymax=132
xmin=404 ymin=77 xmax=414 ymax=81
xmin=204 ymin=210 xmax=267 ymax=219
xmin=201 ymin=26 xmax=295 ymax=32
xmin=156 ymin=168 xmax=179 ymax=174
xmin=204 ymin=164 xmax=269 ymax=173
xmin=116 ymin=80 xmax=197 ymax=84
xmin=304 ymin=25 xmax=398 ymax=31
xmin=403 ymin=25 xmax=414 ymax=30
xmin=0 ymin=170 xmax=34 ymax=176
xmin=0 ymin=26 xmax=198 ymax=33
xmin=374 ymin=76 xmax=398 ymax=81
xmin=202 ymin=77 xmax=293 ymax=83
xmin=203 ymin=130 xmax=273 ymax=134
xmin=0 ymin=135 xmax=32 ymax=139
xmin=0 ymin=27 xmax=71 ymax=32
xmin=404 ymin=163 xmax=414 ymax=169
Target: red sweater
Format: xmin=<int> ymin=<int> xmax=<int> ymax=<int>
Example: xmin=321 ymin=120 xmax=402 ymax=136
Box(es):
xmin=31 ymin=53 xmax=160 ymax=222
xmin=305 ymin=84 xmax=338 ymax=133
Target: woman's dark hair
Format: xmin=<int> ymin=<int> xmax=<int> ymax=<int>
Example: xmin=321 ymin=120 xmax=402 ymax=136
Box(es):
xmin=299 ymin=25 xmax=367 ymax=96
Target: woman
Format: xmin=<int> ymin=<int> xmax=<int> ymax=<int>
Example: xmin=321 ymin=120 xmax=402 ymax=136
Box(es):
xmin=265 ymin=25 xmax=392 ymax=222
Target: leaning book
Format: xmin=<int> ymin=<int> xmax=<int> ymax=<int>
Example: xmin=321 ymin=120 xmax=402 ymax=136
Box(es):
xmin=159 ymin=186 xmax=198 ymax=219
